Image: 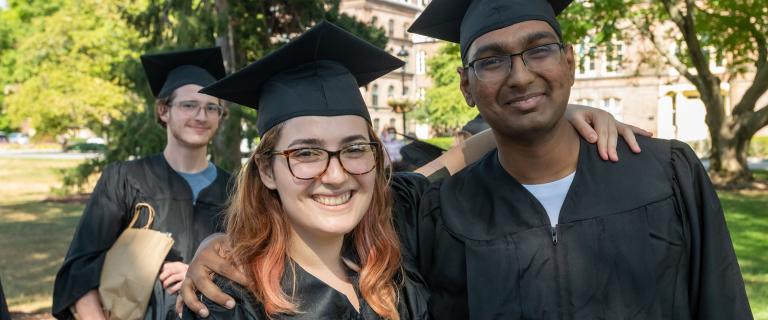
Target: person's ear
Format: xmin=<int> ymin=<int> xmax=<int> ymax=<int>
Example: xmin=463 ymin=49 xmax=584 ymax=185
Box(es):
xmin=258 ymin=160 xmax=278 ymax=190
xmin=158 ymin=103 xmax=171 ymax=123
xmin=457 ymin=67 xmax=475 ymax=107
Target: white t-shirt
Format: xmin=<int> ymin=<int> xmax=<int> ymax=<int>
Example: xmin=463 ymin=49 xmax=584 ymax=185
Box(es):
xmin=522 ymin=171 xmax=576 ymax=226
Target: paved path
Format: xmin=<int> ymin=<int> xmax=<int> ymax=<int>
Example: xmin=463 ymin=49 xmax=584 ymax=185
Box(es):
xmin=0 ymin=149 xmax=100 ymax=160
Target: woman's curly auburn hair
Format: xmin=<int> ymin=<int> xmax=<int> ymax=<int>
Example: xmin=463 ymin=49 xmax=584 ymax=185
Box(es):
xmin=225 ymin=121 xmax=402 ymax=319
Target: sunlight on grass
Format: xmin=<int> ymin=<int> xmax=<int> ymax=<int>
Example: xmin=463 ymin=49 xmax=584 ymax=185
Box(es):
xmin=719 ymin=187 xmax=768 ymax=319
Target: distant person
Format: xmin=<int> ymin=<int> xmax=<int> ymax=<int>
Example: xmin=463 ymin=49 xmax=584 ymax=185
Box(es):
xmin=381 ymin=127 xmax=405 ymax=164
xmin=52 ymin=47 xmax=232 ymax=320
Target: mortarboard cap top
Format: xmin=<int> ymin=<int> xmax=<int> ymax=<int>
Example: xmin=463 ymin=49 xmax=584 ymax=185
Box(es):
xmin=201 ymin=21 xmax=404 ymax=136
xmin=141 ymin=47 xmax=226 ymax=98
xmin=409 ymin=0 xmax=572 ymax=62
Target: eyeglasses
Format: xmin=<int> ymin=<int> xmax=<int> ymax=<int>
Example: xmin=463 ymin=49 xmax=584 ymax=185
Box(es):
xmin=466 ymin=43 xmax=565 ymax=82
xmin=268 ymin=143 xmax=378 ymax=180
xmin=171 ymin=100 xmax=225 ymax=118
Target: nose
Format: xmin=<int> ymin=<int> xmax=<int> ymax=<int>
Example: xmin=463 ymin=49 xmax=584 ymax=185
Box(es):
xmin=319 ymin=155 xmax=348 ymax=185
xmin=504 ymin=56 xmax=535 ymax=88
xmin=193 ymin=106 xmax=209 ymax=121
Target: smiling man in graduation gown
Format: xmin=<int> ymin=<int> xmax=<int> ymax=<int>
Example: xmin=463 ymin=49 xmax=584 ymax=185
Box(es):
xmin=399 ymin=0 xmax=752 ymax=319
xmin=52 ymin=47 xmax=232 ymax=319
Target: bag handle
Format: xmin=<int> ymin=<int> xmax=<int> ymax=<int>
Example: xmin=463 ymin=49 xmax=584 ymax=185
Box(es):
xmin=127 ymin=202 xmax=155 ymax=229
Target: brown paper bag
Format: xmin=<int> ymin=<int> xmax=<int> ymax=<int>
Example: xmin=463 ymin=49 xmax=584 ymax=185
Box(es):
xmin=98 ymin=202 xmax=174 ymax=320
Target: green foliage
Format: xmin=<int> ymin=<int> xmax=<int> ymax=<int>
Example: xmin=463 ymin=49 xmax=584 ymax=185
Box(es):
xmin=1 ymin=0 xmax=142 ymax=137
xmin=423 ymin=136 xmax=454 ymax=150
xmin=418 ymin=43 xmax=478 ymax=133
xmin=750 ymin=136 xmax=768 ymax=158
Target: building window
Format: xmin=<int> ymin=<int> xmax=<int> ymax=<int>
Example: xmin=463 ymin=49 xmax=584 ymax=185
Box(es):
xmin=388 ymin=85 xmax=395 ymax=98
xmin=416 ymin=50 xmax=427 ymax=74
xmin=576 ymin=98 xmax=594 ymax=108
xmin=418 ymin=87 xmax=426 ymax=100
xmin=388 ymin=19 xmax=395 ymax=37
xmin=372 ymin=84 xmax=379 ymax=106
xmin=373 ymin=118 xmax=380 ymax=133
xmin=577 ymin=37 xmax=596 ymax=75
xmin=372 ymin=16 xmax=378 ymax=26
xmin=389 ymin=118 xmax=396 ymax=129
xmin=604 ymin=42 xmax=624 ymax=73
xmin=403 ymin=86 xmax=409 ymax=97
xmin=601 ymin=97 xmax=623 ymax=121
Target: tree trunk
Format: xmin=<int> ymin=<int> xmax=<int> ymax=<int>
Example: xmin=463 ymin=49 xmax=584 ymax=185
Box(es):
xmin=211 ymin=0 xmax=242 ymax=173
xmin=703 ymin=89 xmax=753 ymax=185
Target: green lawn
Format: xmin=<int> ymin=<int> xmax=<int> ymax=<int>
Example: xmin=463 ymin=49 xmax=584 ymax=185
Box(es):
xmin=0 ymin=158 xmax=766 ymax=318
xmin=720 ymin=184 xmax=768 ymax=318
xmin=0 ymin=158 xmax=86 ymax=313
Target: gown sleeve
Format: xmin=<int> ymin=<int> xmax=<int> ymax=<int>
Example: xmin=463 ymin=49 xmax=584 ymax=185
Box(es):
xmin=669 ymin=140 xmax=752 ymax=319
xmin=52 ymin=163 xmax=133 ymax=319
xmin=390 ymin=172 xmax=432 ymax=263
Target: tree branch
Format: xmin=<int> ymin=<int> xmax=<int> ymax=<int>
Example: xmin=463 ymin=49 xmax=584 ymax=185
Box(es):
xmin=744 ymin=104 xmax=768 ymax=137
xmin=731 ymin=23 xmax=768 ymax=115
xmin=632 ymin=15 xmax=697 ymax=85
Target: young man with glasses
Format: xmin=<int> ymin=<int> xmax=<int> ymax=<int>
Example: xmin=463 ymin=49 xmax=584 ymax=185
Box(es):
xmin=52 ymin=47 xmax=232 ymax=320
xmin=398 ymin=0 xmax=752 ymax=318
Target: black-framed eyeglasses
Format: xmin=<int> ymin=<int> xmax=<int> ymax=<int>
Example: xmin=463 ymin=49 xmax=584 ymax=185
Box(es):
xmin=268 ymin=142 xmax=378 ymax=180
xmin=171 ymin=100 xmax=225 ymax=118
xmin=466 ymin=42 xmax=565 ymax=82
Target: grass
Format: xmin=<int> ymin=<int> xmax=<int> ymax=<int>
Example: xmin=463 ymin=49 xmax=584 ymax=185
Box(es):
xmin=719 ymin=175 xmax=768 ymax=318
xmin=0 ymin=158 xmax=86 ymax=313
xmin=0 ymin=159 xmax=766 ymax=318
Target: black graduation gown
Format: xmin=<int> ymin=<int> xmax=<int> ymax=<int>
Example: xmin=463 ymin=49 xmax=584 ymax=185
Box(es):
xmin=52 ymin=154 xmax=231 ymax=320
xmin=183 ymin=257 xmax=429 ymax=320
xmin=393 ymin=137 xmax=752 ymax=320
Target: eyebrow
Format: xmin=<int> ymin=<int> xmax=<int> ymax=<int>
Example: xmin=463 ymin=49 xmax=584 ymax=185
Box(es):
xmin=470 ymin=31 xmax=560 ymax=61
xmin=286 ymin=134 xmax=368 ymax=149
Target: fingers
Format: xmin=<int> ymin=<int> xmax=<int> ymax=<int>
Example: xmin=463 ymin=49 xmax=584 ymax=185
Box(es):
xmin=167 ymin=280 xmax=183 ymax=295
xmin=597 ymin=118 xmax=609 ymax=161
xmin=572 ymin=116 xmax=598 ymax=143
xmin=175 ymin=294 xmax=184 ymax=317
xmin=608 ymin=122 xmax=619 ymax=162
xmin=567 ymin=107 xmax=598 ymax=143
xmin=180 ymin=277 xmax=210 ymax=317
xmin=192 ymin=268 xmax=236 ymax=311
xmin=162 ymin=272 xmax=185 ymax=289
xmin=213 ymin=258 xmax=249 ymax=287
xmin=618 ymin=124 xmax=642 ymax=154
xmin=629 ymin=124 xmax=653 ymax=137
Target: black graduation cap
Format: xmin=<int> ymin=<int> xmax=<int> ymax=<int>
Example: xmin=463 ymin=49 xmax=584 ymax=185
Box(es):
xmin=200 ymin=21 xmax=404 ymax=135
xmin=141 ymin=47 xmax=226 ymax=98
xmin=408 ymin=0 xmax=572 ymax=62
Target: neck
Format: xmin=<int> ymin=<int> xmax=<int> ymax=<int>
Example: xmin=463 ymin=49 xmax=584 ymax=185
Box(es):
xmin=495 ymin=118 xmax=580 ymax=184
xmin=287 ymin=228 xmax=347 ymax=275
xmin=163 ymin=137 xmax=209 ymax=173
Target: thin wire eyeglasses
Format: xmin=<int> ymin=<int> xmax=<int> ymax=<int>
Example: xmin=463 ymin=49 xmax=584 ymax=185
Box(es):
xmin=267 ymin=142 xmax=379 ymax=180
xmin=466 ymin=42 xmax=565 ymax=82
xmin=171 ymin=100 xmax=225 ymax=118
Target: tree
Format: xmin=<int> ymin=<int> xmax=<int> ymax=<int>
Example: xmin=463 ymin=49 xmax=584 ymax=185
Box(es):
xmin=417 ymin=42 xmax=478 ymax=134
xmin=1 ymin=0 xmax=142 ymax=140
xmin=559 ymin=0 xmax=768 ymax=185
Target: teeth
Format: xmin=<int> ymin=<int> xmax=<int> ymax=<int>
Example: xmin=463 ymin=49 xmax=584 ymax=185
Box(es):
xmin=313 ymin=192 xmax=352 ymax=206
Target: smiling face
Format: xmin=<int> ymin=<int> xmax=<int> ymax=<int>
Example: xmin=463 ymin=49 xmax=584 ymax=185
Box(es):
xmin=459 ymin=20 xmax=576 ymax=139
xmin=159 ymin=84 xmax=222 ymax=148
xmin=259 ymin=115 xmax=377 ymax=239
